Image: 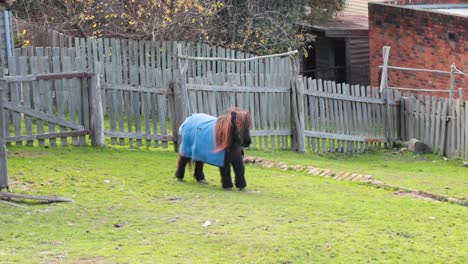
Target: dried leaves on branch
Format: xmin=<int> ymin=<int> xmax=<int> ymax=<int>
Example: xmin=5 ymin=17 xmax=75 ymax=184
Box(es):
xmin=11 ymin=0 xmax=345 ymax=54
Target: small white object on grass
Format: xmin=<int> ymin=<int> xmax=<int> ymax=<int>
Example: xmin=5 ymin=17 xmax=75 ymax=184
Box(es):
xmin=201 ymin=220 xmax=211 ymax=227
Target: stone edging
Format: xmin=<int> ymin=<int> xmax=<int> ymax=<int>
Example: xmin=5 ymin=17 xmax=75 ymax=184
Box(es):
xmin=244 ymin=156 xmax=467 ymax=207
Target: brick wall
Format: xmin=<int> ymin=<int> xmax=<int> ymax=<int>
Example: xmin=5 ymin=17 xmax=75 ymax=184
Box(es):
xmin=368 ymin=1 xmax=467 ymax=98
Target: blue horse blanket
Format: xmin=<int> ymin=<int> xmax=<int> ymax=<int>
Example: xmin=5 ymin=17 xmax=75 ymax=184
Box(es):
xmin=179 ymin=113 xmax=225 ymax=167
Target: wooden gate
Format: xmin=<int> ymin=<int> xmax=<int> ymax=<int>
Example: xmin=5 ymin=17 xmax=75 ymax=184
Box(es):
xmin=97 ymin=39 xmax=177 ymax=149
xmin=300 ymin=77 xmax=400 ymax=152
xmin=1 ymin=51 xmax=93 ymax=147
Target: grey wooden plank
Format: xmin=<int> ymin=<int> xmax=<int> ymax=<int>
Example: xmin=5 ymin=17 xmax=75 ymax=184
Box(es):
xmin=343 ymin=84 xmax=354 ymax=152
xmin=336 ymin=83 xmax=346 ymax=152
xmin=151 ymin=90 xmax=159 ymax=148
xmin=317 ymin=79 xmax=327 ymax=151
xmin=30 ymin=56 xmax=45 ymax=146
xmin=465 ymin=99 xmax=468 ymax=159
xmin=155 ymin=41 xmax=161 ymax=69
xmin=2 ymin=71 xmax=90 ymax=82
xmin=434 ymin=98 xmax=442 ymax=153
xmin=7 ymin=56 xmax=21 ymax=146
xmin=121 ymin=39 xmax=129 ymax=86
xmin=142 ymin=66 xmax=151 ymax=148
xmin=322 ymin=81 xmax=332 ymax=152
xmin=429 ymin=96 xmax=437 ymax=148
xmin=3 ymin=101 xmax=84 ymax=130
xmin=417 ymin=95 xmax=424 ymax=143
xmin=250 ymin=130 xmax=291 ymax=136
xmin=6 ymin=130 xmax=88 ymax=142
xmin=138 ymin=40 xmax=144 ymax=67
xmin=354 ymin=85 xmax=364 ymax=151
xmin=160 ymin=69 xmax=170 ymax=149
xmin=161 ymin=41 xmax=168 ymax=71
xmin=366 ymin=86 xmax=373 ymax=140
xmin=415 ymin=95 xmax=421 ymax=140
xmin=105 ymin=131 xmax=173 ymax=141
xmin=305 ymin=131 xmax=386 ymax=143
xmin=373 ymin=88 xmax=383 ymax=145
xmin=309 ymin=79 xmax=319 ymax=151
xmin=124 ymin=84 xmax=133 ymax=147
xmin=115 ymin=62 xmax=125 ymax=146
xmin=453 ymin=99 xmax=460 ymax=156
xmin=51 ymin=55 xmax=67 ymax=146
xmin=41 ymin=56 xmax=57 ymax=146
xmin=361 ymin=86 xmax=370 ymax=150
xmin=439 ymin=98 xmax=448 ymax=155
xmin=130 ymin=65 xmax=142 ymax=147
xmin=68 ymin=56 xmax=81 ymax=146
xmin=424 ymin=96 xmax=431 ymax=145
xmin=448 ymin=98 xmax=456 ymax=156
xmin=105 ymin=63 xmax=117 ymax=145
xmin=303 ymin=89 xmax=389 ymax=104
xmin=74 ymin=57 xmax=87 ymax=145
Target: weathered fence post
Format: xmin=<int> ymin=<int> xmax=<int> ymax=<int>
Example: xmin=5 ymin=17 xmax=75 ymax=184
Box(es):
xmin=0 ymin=81 xmax=8 ymax=190
xmin=289 ymin=53 xmax=305 ymax=153
xmin=88 ymin=62 xmax=105 ymax=146
xmin=459 ymin=88 xmax=466 ymax=159
xmin=171 ymin=44 xmax=190 ymax=152
xmin=0 ymin=6 xmax=11 ymax=190
xmin=380 ymin=46 xmax=392 ymax=145
xmin=449 ymin=64 xmax=456 ymax=99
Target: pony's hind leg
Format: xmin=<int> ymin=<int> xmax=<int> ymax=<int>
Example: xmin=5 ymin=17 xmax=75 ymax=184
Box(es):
xmin=175 ymin=155 xmax=191 ymax=181
xmin=194 ymin=161 xmax=207 ymax=184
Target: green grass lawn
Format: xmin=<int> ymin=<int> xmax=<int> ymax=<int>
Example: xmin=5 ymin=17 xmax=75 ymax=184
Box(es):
xmin=1 ymin=146 xmax=467 ymax=263
xmin=248 ymin=149 xmax=468 ymax=199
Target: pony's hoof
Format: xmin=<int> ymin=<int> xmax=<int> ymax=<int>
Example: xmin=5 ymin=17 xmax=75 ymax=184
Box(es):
xmin=238 ymin=188 xmax=245 ymax=191
xmin=198 ymin=179 xmax=208 ymax=184
xmin=223 ymin=187 xmax=233 ymax=190
xmin=177 ymin=178 xmax=184 ymax=182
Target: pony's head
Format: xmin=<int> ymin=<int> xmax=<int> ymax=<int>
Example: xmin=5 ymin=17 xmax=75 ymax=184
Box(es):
xmin=214 ymin=108 xmax=252 ymax=152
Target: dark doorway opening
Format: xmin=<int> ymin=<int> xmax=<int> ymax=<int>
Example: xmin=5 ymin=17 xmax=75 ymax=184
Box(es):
xmin=332 ymin=38 xmax=347 ymax=83
xmin=301 ymin=37 xmax=348 ymax=83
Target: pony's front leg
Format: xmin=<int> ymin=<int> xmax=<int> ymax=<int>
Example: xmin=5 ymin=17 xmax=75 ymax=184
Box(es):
xmin=194 ymin=161 xmax=207 ymax=184
xmin=219 ymin=154 xmax=233 ymax=189
xmin=175 ymin=155 xmax=190 ymax=181
xmin=230 ymin=147 xmax=246 ymax=190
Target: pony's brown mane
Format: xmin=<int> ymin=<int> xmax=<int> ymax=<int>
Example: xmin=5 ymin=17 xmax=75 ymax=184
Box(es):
xmin=214 ymin=108 xmax=251 ymax=152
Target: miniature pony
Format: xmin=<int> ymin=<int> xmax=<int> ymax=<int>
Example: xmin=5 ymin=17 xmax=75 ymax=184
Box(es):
xmin=175 ymin=108 xmax=252 ymax=190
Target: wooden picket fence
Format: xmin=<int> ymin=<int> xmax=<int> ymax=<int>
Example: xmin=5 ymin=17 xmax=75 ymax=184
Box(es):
xmin=400 ymin=92 xmax=468 ymax=159
xmin=1 ymin=37 xmax=467 ymax=158
xmin=300 ymin=77 xmax=400 ymax=153
xmin=176 ymin=46 xmax=295 ymax=150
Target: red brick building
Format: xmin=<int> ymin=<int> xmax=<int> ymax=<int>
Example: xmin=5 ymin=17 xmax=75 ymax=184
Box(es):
xmin=368 ymin=0 xmax=467 ymax=98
